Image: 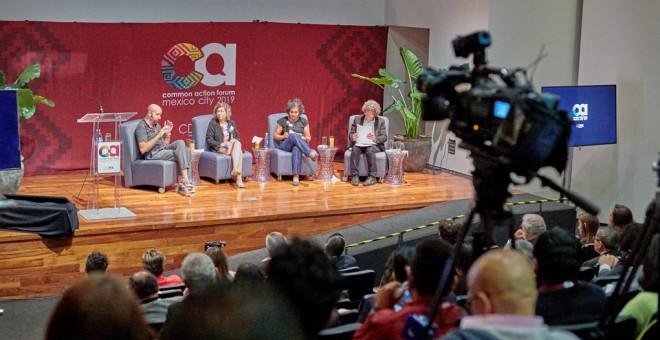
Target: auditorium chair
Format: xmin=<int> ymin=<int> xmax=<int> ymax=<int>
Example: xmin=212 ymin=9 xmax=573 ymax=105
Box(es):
xmin=337 ymin=269 xmax=376 ymax=310
xmin=551 ymin=315 xmax=636 ymax=339
xmin=191 ymin=114 xmax=253 ymax=183
xmin=341 ymin=115 xmax=389 ymax=182
xmin=267 ymin=113 xmax=318 ymax=180
xmin=317 ymin=322 xmax=361 ymax=340
xmin=121 ymin=119 xmax=178 ymax=193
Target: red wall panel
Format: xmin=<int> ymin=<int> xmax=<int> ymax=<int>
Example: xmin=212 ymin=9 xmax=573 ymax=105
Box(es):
xmin=0 ymin=21 xmax=387 ymax=175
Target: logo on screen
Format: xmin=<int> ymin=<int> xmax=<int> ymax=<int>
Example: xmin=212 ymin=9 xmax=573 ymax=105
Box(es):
xmin=572 ymin=103 xmax=588 ymax=128
xmin=161 ymin=43 xmax=236 ymax=89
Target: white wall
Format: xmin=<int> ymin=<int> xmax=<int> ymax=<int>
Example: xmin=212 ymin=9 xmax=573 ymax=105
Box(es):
xmin=487 ymin=0 xmax=583 ymax=204
xmin=0 ymin=0 xmax=385 ymax=25
xmin=571 ymin=0 xmax=660 ymax=222
xmin=384 ymin=0 xmax=489 ymax=174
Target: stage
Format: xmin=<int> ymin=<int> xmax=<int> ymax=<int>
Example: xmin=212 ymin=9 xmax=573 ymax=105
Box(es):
xmin=0 ymin=163 xmax=475 ymax=300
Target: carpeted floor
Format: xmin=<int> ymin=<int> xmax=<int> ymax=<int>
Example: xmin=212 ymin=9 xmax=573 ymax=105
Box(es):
xmin=0 ymin=296 xmax=60 ymax=339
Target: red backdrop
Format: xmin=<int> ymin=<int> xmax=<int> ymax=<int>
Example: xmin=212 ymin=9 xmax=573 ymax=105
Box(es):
xmin=0 ymin=21 xmax=387 ymax=175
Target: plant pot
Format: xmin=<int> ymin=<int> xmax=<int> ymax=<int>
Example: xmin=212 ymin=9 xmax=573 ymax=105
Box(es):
xmin=395 ymin=135 xmax=432 ymax=172
xmin=0 ymin=159 xmax=24 ymax=195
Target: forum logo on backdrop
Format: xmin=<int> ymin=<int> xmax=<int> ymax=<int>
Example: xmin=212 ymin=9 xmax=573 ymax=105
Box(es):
xmin=160 ymin=42 xmax=237 ymax=107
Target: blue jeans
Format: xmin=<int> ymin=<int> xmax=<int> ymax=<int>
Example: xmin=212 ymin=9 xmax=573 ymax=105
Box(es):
xmin=276 ymin=133 xmax=313 ymax=175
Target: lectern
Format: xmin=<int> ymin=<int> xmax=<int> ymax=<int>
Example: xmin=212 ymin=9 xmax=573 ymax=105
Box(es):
xmin=77 ymin=112 xmax=136 ymax=220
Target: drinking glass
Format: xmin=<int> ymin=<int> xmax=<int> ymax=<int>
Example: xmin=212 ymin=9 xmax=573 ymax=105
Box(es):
xmin=322 ymin=136 xmax=328 ymax=147
xmin=329 ymin=135 xmax=335 ymax=148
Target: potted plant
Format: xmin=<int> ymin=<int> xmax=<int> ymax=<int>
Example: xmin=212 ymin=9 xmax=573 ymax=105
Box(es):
xmin=0 ymin=63 xmax=55 ymax=194
xmin=352 ymin=47 xmax=432 ymax=172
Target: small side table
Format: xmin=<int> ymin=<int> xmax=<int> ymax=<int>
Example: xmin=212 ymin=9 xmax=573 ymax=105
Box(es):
xmin=251 ymin=147 xmax=273 ymax=182
xmin=384 ymin=150 xmax=406 ymax=185
xmin=189 ymin=149 xmax=204 ymax=186
xmin=315 ymin=146 xmax=338 ymax=180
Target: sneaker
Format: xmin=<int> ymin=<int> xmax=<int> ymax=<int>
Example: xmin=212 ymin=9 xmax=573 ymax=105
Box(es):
xmin=176 ymin=182 xmax=194 ymax=194
xmin=181 ymin=179 xmax=196 ymax=193
xmin=363 ymin=176 xmax=376 ymax=186
xmin=236 ymin=178 xmax=245 ymax=188
xmin=351 ymin=176 xmax=360 ymax=186
xmin=309 ymin=151 xmax=318 ymax=161
xmin=293 ymin=176 xmax=300 ymax=186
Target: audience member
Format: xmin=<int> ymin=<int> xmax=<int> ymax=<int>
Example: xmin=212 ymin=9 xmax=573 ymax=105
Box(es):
xmin=263 ymin=231 xmax=288 ymax=263
xmin=358 ymin=246 xmax=415 ymax=323
xmin=533 ymin=227 xmax=606 ymax=325
xmin=46 ymin=275 xmax=155 ymax=340
xmin=437 ymin=220 xmax=464 ymax=245
xmin=582 ymin=226 xmax=621 ymax=269
xmin=233 ymin=262 xmax=267 ymax=286
xmin=142 ymin=248 xmax=182 ymax=287
xmin=160 ymin=281 xmax=304 ymax=340
xmin=619 ymin=233 xmax=659 ymax=338
xmin=442 ymin=249 xmax=578 ymax=340
xmin=85 ymin=251 xmax=109 ymax=274
xmin=128 ymin=270 xmax=182 ymax=326
xmin=608 ymin=203 xmax=634 ymax=232
xmin=267 ymin=238 xmax=343 ymax=338
xmin=135 ymin=103 xmax=193 ymax=193
xmin=354 ymin=239 xmax=462 ymax=340
xmin=348 ymin=99 xmax=387 ymax=186
xmin=380 ymin=245 xmax=415 ymax=286
xmin=577 ymin=212 xmax=600 ymax=262
xmin=324 ymin=233 xmax=357 ymax=270
xmin=273 ymin=98 xmax=319 ymax=186
xmin=596 ymin=222 xmax=642 ymax=277
xmin=504 ymin=239 xmax=535 ymax=268
xmin=512 ymin=214 xmax=547 ymax=244
xmin=179 ymin=252 xmax=217 ymax=298
xmin=159 ymin=253 xmax=218 ymax=335
xmin=205 ymin=245 xmax=233 ymax=282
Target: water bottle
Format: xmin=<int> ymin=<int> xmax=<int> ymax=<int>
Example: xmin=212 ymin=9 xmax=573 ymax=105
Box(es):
xmin=94 ymin=128 xmax=103 ymax=145
xmin=264 ymin=132 xmax=270 ymax=148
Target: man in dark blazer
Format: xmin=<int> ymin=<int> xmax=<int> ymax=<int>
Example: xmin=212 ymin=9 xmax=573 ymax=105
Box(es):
xmin=349 ymin=100 xmax=387 ymax=186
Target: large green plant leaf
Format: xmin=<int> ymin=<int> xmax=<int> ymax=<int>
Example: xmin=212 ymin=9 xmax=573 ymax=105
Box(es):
xmin=17 ymin=88 xmax=36 ymax=119
xmin=0 ymin=71 xmax=5 ymax=85
xmin=16 ymin=64 xmax=40 ymax=87
xmin=400 ymin=48 xmax=423 ymax=80
xmin=351 ymin=73 xmax=393 ymax=86
xmin=34 ymin=95 xmax=55 ymax=107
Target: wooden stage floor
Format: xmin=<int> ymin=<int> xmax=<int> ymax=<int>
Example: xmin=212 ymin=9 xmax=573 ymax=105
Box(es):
xmin=0 ymin=163 xmax=474 ymax=300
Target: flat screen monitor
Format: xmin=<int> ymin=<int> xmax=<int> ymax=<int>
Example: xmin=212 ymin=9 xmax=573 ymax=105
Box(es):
xmin=542 ymin=85 xmax=617 ymax=147
xmin=0 ymin=90 xmax=21 ymax=170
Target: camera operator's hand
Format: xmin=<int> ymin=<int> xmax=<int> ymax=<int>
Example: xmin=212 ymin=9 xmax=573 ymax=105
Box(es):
xmin=373 ymin=281 xmax=404 ymax=311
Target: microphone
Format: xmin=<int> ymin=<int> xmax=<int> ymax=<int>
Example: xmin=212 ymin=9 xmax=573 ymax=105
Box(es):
xmin=89 ymin=97 xmax=104 ymax=113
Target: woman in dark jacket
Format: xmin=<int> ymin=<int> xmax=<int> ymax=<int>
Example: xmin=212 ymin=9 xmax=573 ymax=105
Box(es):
xmin=206 ymin=102 xmax=245 ymax=188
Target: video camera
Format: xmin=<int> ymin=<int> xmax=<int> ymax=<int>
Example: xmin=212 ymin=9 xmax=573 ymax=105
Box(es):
xmin=418 ymin=31 xmax=571 ymax=183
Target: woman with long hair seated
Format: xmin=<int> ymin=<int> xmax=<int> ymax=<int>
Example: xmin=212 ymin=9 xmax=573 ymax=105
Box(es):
xmin=206 ymin=102 xmax=245 ymax=188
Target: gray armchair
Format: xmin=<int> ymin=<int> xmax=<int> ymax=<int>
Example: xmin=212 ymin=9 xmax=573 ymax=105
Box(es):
xmin=120 ymin=119 xmax=178 ymax=193
xmin=342 ymin=115 xmax=389 ymax=182
xmin=267 ymin=113 xmax=317 ymax=181
xmin=192 ymin=114 xmax=253 ymax=183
